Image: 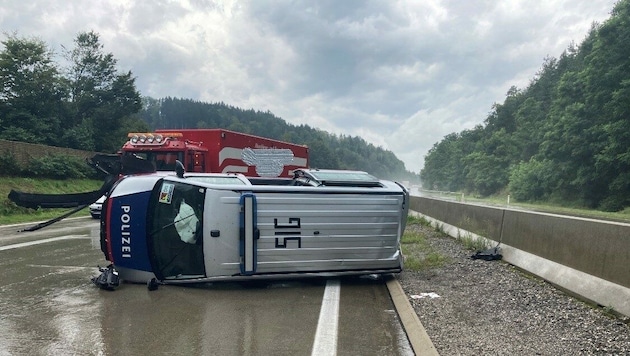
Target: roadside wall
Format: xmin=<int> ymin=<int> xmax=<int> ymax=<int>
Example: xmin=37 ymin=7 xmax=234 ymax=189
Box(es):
xmin=0 ymin=139 xmax=97 ymax=167
xmin=409 ymin=196 xmax=630 ymax=316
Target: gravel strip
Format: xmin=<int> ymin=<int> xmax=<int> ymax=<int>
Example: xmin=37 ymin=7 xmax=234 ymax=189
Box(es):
xmin=396 ymin=224 xmax=630 ymax=355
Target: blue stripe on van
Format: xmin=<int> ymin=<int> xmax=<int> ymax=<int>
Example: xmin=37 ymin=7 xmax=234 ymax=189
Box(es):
xmin=109 ymin=191 xmax=153 ymax=272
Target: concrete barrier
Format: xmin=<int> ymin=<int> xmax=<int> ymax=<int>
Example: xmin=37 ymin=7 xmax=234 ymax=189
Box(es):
xmin=409 ymin=195 xmax=630 ymax=317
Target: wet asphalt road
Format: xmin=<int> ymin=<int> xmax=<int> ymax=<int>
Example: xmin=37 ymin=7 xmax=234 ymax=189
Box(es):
xmin=0 ymin=217 xmax=412 ymax=356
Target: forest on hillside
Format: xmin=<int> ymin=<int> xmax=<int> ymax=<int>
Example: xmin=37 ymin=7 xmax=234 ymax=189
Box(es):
xmin=0 ymin=31 xmax=416 ymax=181
xmin=421 ymin=0 xmax=630 ymax=211
xmin=138 ymin=97 xmax=416 ymax=181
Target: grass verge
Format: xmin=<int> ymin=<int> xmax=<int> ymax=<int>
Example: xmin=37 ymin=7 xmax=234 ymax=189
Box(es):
xmin=0 ymin=177 xmax=103 ymax=225
xmin=401 ymin=216 xmax=448 ymax=272
xmin=458 ymin=230 xmax=490 ymax=251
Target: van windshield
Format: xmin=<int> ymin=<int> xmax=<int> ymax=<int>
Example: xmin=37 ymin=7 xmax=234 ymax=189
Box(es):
xmin=147 ymin=179 xmax=206 ymax=279
xmin=124 ymin=151 xmax=184 ymax=171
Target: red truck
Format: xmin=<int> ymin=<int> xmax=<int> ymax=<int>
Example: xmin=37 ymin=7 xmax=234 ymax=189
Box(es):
xmin=9 ymin=129 xmax=310 ymax=229
xmin=121 ymin=129 xmax=309 ymax=178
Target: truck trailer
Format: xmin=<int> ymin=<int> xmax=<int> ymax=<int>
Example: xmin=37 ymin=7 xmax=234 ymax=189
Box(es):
xmin=121 ymin=129 xmax=309 ymax=178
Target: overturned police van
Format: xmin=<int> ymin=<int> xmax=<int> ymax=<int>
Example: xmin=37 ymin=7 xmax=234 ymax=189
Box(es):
xmin=97 ymin=167 xmax=409 ymax=287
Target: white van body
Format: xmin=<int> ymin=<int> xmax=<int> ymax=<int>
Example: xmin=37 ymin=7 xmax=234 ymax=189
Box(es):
xmin=100 ymin=169 xmax=409 ymax=284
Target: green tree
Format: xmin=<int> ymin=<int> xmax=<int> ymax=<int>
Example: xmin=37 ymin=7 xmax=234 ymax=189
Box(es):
xmin=508 ymin=159 xmax=557 ymax=201
xmin=307 ymin=138 xmax=340 ymax=169
xmin=0 ymin=35 xmax=67 ymax=144
xmin=421 ymin=133 xmax=466 ymax=191
xmin=64 ymin=31 xmax=142 ymax=152
xmin=421 ymin=0 xmax=630 ymax=209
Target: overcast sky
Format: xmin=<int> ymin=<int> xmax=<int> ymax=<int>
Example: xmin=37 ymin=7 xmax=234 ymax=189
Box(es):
xmin=0 ymin=0 xmax=618 ymax=173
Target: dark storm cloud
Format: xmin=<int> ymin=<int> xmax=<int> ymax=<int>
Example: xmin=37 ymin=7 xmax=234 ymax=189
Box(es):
xmin=0 ymin=0 xmax=618 ymax=172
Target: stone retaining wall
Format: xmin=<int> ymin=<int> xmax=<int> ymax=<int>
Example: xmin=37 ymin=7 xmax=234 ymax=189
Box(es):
xmin=0 ymin=139 xmax=97 ymax=167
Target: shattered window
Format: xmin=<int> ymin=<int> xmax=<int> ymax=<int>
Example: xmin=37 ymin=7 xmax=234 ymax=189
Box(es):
xmin=148 ymin=179 xmax=206 ymax=279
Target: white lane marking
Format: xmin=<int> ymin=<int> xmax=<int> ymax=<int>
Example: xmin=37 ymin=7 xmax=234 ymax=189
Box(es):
xmin=311 ymin=279 xmax=341 ymax=356
xmin=0 ymin=236 xmax=90 ymax=251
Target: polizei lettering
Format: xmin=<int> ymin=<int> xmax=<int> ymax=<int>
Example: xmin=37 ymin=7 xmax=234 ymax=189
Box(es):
xmin=120 ymin=205 xmax=132 ymax=258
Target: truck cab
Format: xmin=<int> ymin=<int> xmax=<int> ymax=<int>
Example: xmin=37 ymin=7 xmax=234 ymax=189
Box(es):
xmin=122 ymin=132 xmax=208 ymax=173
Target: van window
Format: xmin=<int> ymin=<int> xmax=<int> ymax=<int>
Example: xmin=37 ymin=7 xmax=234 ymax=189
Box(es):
xmin=148 ymin=180 xmax=206 ymax=279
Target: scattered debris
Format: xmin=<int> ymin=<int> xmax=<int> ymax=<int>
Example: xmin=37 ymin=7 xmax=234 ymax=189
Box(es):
xmin=91 ymin=264 xmax=120 ymax=291
xmin=147 ymin=278 xmax=160 ymax=291
xmin=410 ymin=292 xmax=441 ymax=299
xmin=471 ymin=246 xmax=503 ymax=261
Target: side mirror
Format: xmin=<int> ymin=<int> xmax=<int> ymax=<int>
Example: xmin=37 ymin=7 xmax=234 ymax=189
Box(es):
xmin=175 ymin=160 xmax=185 ymax=178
